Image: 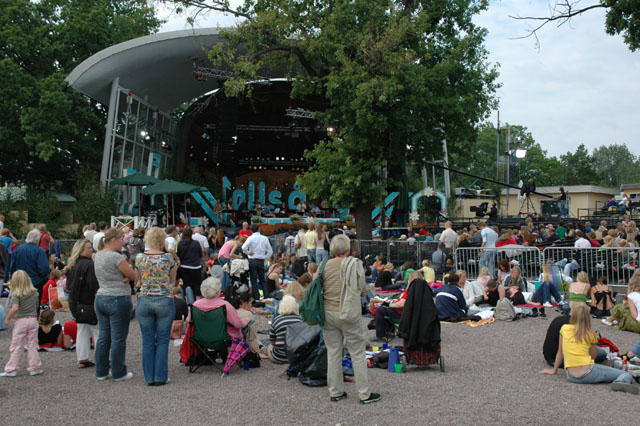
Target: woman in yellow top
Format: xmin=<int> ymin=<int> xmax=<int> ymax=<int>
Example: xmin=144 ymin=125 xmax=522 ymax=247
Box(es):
xmin=541 ymin=305 xmax=637 ymax=394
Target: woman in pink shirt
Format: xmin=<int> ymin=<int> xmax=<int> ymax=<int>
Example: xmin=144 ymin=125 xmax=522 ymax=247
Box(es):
xmin=187 ymin=277 xmax=247 ymax=339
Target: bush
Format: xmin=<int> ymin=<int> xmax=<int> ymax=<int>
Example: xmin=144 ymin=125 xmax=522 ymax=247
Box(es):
xmin=251 ymin=215 xmax=264 ymax=224
xmin=71 ymin=168 xmax=117 ymax=226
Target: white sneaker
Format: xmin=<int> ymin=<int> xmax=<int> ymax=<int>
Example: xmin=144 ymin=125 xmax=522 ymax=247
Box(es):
xmin=29 ymin=369 xmax=43 ymax=376
xmin=113 ymin=372 xmax=133 ymax=382
xmin=0 ymin=371 xmax=17 ymax=377
xmin=543 ymin=302 xmax=553 ymax=308
xmin=97 ymin=372 xmax=112 ymax=381
xmin=601 ymin=318 xmax=617 ymax=326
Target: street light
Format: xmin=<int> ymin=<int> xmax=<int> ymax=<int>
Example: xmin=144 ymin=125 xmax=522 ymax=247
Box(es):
xmin=515 ymin=149 xmax=527 ymax=159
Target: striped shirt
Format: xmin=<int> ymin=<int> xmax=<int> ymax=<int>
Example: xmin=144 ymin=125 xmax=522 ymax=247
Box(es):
xmin=269 ymin=314 xmax=302 ymax=362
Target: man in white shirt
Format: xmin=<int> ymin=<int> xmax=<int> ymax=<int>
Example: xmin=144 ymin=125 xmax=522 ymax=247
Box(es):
xmin=478 ymin=222 xmax=498 ymax=278
xmin=439 ymin=221 xmax=458 ymax=253
xmin=92 ymin=221 xmax=108 ymax=251
xmin=242 ymin=223 xmax=273 ymax=300
xmin=574 ymin=230 xmax=591 ymax=248
xmin=165 ymin=225 xmax=179 ymax=263
xmin=192 ymin=226 xmax=209 ymax=254
xmin=294 ymin=228 xmax=307 ymax=260
xmin=285 ymin=229 xmax=296 ymax=255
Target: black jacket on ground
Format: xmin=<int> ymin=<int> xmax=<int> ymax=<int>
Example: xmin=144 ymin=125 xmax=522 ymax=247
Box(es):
xmin=398 ymin=279 xmax=441 ymax=352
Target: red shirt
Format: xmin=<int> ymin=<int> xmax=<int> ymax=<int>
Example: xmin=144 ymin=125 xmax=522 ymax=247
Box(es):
xmin=41 ymin=279 xmax=57 ymax=305
xmin=39 ymin=232 xmax=53 ymax=251
xmin=395 ymin=289 xmax=409 ymax=315
xmin=239 ymin=229 xmax=252 ymax=238
xmin=418 ymin=229 xmax=428 ymax=236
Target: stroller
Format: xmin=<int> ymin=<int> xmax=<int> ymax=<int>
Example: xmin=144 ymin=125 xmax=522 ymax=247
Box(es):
xmin=397 ymin=279 xmax=444 ymax=372
xmin=223 ymin=257 xmax=250 ymax=308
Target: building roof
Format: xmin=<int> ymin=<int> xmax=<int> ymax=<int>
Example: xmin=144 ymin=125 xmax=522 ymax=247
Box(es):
xmin=66 ymin=28 xmax=276 ymax=111
xmin=501 ymin=185 xmax=618 ymax=196
xmin=620 ymin=183 xmax=640 ymax=191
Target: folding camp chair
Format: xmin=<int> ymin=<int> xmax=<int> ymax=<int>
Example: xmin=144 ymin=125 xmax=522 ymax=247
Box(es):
xmin=189 ymin=305 xmax=232 ymax=374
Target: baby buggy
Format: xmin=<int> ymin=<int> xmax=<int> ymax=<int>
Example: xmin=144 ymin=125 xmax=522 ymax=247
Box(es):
xmin=223 ymin=257 xmax=250 ymax=308
xmin=397 ymin=279 xmax=444 ymax=372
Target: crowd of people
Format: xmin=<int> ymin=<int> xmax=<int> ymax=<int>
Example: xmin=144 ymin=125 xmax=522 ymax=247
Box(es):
xmin=1 ymin=215 xmax=640 ymax=398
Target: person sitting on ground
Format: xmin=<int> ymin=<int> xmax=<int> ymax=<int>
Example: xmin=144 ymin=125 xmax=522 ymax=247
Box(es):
xmin=569 ymin=272 xmax=591 ymax=311
xmin=260 ymin=295 xmax=302 ymax=363
xmin=374 ymin=271 xmax=422 ymax=341
xmin=374 ymin=263 xmax=402 ymax=291
xmin=507 ymin=285 xmax=526 ymax=305
xmin=460 ymin=270 xmax=483 ymax=307
xmin=602 ymin=276 xmax=640 ymax=332
xmin=297 ymin=272 xmax=313 ymax=288
xmin=502 ymin=265 xmax=527 ymax=292
xmin=435 ymin=273 xmax=467 ymax=320
xmin=541 ymin=305 xmax=637 ymax=394
xmin=171 ymin=286 xmax=188 ymax=339
xmin=476 ymin=267 xmax=491 ymax=289
xmin=37 ymin=309 xmax=72 ymax=349
xmin=236 ymin=292 xmax=269 ymax=359
xmin=370 ymin=254 xmax=386 ymax=282
xmin=307 ymin=262 xmax=318 ymax=279
xmin=590 ymin=276 xmax=614 ymax=318
xmin=420 ymin=259 xmax=435 ymax=283
xmin=284 ymin=280 xmax=306 ymax=303
xmin=431 ymin=243 xmax=447 ymax=272
xmin=496 ymin=259 xmax=510 ymax=285
xmin=482 ymin=279 xmax=505 ymax=307
xmin=40 ymin=268 xmax=63 ymax=307
xmin=543 ymin=310 xmax=609 ymax=367
xmin=265 ymin=262 xmax=284 ymax=299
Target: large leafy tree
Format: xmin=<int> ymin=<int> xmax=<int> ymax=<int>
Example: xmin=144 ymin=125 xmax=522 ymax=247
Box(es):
xmin=591 ymin=143 xmax=640 ymax=187
xmin=0 ymin=0 xmax=161 ymax=189
xmin=170 ymin=0 xmax=499 ymax=237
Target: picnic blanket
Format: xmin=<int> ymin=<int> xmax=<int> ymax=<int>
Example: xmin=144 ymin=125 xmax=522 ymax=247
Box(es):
xmin=516 ymin=303 xmax=557 ymax=308
xmin=441 ymin=318 xmax=495 ymax=327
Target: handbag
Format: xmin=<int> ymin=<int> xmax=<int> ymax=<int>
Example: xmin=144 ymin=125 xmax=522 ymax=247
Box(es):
xmin=75 ymin=303 xmax=98 ymax=325
xmin=299 ymin=259 xmax=328 ymax=326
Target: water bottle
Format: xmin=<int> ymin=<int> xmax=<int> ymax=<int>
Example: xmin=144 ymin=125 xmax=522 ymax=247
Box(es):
xmin=387 ymin=346 xmax=400 ymax=373
xmin=622 ymin=356 xmax=628 ymax=371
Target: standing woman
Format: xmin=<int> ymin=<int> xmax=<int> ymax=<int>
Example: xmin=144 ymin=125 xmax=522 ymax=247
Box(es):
xmin=214 ymin=229 xmax=226 ymax=254
xmin=66 ymin=239 xmax=100 ymax=368
xmin=207 ymin=228 xmax=217 ymax=255
xmin=134 ymin=227 xmax=177 ymax=386
xmin=314 ymin=223 xmax=328 ymax=265
xmin=177 ymin=227 xmax=204 ymax=301
xmin=322 ymin=234 xmax=380 ymax=404
xmin=94 ymin=228 xmax=137 ymax=382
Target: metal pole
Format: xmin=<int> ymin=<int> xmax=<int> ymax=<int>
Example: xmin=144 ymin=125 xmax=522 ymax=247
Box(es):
xmin=506 ymin=126 xmax=510 ymax=217
xmin=496 ymin=111 xmax=500 ymax=181
xmin=421 ymin=167 xmax=428 ymax=188
xmin=442 ymin=139 xmax=450 ymax=198
xmin=102 ymin=77 xmax=120 ymax=189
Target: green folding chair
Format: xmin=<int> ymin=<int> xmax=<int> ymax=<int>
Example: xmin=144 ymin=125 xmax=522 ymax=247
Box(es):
xmin=189 ymin=304 xmax=232 ymax=374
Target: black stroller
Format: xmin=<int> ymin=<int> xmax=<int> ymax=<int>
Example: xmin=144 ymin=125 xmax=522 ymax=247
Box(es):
xmin=224 ymin=257 xmax=250 ymax=308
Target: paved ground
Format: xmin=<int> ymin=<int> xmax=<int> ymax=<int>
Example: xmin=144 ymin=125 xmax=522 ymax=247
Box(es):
xmin=0 ymin=305 xmax=639 ymax=426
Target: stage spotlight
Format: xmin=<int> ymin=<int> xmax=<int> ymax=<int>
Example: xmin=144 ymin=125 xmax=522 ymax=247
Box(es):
xmin=276 ymin=157 xmax=280 ymax=161
xmin=160 ymin=140 xmax=169 ymax=149
xmin=140 ymin=130 xmax=147 ymax=137
xmin=201 ymin=132 xmax=210 ymax=140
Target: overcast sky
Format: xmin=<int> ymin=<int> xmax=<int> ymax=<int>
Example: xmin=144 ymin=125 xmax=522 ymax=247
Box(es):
xmin=158 ymin=1 xmax=640 ymax=158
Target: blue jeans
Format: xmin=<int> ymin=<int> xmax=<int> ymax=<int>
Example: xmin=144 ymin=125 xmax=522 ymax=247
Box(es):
xmin=219 ymin=256 xmax=230 ymax=290
xmin=631 ymin=340 xmax=640 ymax=356
xmin=0 ymin=304 xmax=6 ymax=330
xmin=136 ymin=296 xmax=175 ymax=385
xmin=184 ymin=286 xmax=195 ymax=305
xmin=532 ymin=281 xmax=562 ymax=304
xmin=307 ymin=249 xmax=316 ymax=264
xmin=94 ymin=295 xmax=133 ymax=380
xmin=556 ymin=259 xmax=578 ymax=277
xmin=565 ymin=363 xmax=632 ymax=384
xmin=315 ymin=248 xmax=328 ymax=265
xmin=248 ymin=258 xmax=266 ymax=300
xmin=479 ymin=249 xmax=496 ymax=278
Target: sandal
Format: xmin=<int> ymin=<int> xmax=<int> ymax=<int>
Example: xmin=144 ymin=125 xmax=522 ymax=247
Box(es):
xmin=78 ymin=361 xmax=95 ymax=368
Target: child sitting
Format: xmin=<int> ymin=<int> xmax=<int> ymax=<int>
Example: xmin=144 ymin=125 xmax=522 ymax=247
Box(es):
xmin=482 ymin=279 xmax=505 ymax=307
xmin=40 ymin=268 xmax=63 ymax=307
xmin=236 ymin=292 xmax=269 ymax=359
xmin=37 ymin=309 xmax=63 ymax=349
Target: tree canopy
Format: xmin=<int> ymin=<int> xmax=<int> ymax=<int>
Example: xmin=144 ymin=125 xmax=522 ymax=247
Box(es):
xmin=170 ymin=0 xmax=499 ymax=237
xmin=0 ymin=0 xmax=161 ymax=189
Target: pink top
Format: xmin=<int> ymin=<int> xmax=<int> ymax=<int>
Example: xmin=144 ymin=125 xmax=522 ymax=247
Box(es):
xmin=188 ymin=297 xmax=247 ymax=339
xmin=218 ymin=241 xmax=235 ymax=259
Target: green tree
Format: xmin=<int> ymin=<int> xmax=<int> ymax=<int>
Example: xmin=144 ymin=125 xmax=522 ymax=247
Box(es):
xmin=71 ymin=168 xmax=117 ymax=227
xmin=0 ymin=0 xmax=161 ymax=188
xmin=559 ymin=144 xmax=601 ymax=185
xmin=591 ymin=143 xmax=640 ymax=187
xmin=513 ymin=0 xmax=640 ymax=51
xmin=170 ymin=0 xmax=499 ymax=237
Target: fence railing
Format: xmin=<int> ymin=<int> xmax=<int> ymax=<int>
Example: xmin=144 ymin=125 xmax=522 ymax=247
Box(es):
xmin=455 ymin=246 xmax=542 ymax=281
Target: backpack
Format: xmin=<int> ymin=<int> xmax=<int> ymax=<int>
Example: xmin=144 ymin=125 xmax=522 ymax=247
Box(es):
xmin=495 ymin=298 xmax=516 ymax=321
xmin=299 ymin=259 xmax=328 ymax=325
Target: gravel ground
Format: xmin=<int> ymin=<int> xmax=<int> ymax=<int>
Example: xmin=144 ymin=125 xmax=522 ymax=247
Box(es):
xmin=0 ymin=305 xmax=638 ymax=426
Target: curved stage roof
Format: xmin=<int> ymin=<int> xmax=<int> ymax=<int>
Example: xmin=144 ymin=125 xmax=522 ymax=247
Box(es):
xmin=67 ymin=28 xmax=248 ymax=111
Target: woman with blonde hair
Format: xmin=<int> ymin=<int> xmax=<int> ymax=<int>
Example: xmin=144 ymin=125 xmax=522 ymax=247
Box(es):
xmin=314 ymin=223 xmax=328 ymax=265
xmin=94 ymin=227 xmax=137 ymax=382
xmin=284 ymin=280 xmax=306 ymax=303
xmin=66 ymin=239 xmax=100 ymax=368
xmin=134 ymin=227 xmax=177 ymax=385
xmin=476 ymin=267 xmax=491 ymax=288
xmin=568 ymin=271 xmax=591 ymax=311
xmin=542 ymin=305 xmax=637 ymax=394
xmin=421 ymin=259 xmax=435 ymax=283
xmin=502 ymin=265 xmax=527 ymax=292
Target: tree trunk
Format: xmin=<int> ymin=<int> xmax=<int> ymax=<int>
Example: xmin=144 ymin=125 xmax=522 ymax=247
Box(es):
xmin=354 ymin=202 xmax=373 ymax=240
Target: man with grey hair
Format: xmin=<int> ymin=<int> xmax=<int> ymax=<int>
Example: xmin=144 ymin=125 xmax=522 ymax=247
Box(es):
xmin=192 ymin=226 xmax=209 ymax=254
xmin=9 ymin=228 xmax=50 ymax=302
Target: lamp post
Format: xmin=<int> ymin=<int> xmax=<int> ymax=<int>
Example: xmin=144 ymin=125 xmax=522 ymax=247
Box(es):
xmin=505 ymin=135 xmax=524 ymax=217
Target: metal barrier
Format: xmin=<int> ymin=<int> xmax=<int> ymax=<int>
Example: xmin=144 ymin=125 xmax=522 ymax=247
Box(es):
xmin=541 ymin=246 xmax=639 ymax=286
xmin=455 ymin=246 xmax=542 ymax=281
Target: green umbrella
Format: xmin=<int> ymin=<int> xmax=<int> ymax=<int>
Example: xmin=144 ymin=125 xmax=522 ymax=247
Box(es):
xmin=140 ymin=180 xmax=207 ymax=195
xmin=111 ymin=172 xmax=160 ymax=186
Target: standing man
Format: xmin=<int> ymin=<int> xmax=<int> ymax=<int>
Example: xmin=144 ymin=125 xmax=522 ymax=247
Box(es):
xmin=242 ymin=224 xmax=273 ymax=300
xmin=92 ymin=221 xmax=108 ymax=252
xmin=478 ymin=222 xmax=498 ymax=278
xmin=439 ymin=221 xmax=457 ymax=255
xmin=38 ymin=224 xmax=53 ymax=256
xmin=284 ymin=229 xmax=296 ymax=255
xmin=192 ymin=226 xmax=209 ymax=254
xmin=557 ymin=187 xmax=567 ymax=217
xmin=294 ymin=227 xmax=307 ymax=261
xmin=84 ymin=222 xmax=97 ymax=243
xmin=238 ymin=222 xmax=252 ymax=239
xmin=10 ymin=229 xmax=50 ymax=303
xmin=164 ymin=225 xmax=180 ymax=264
